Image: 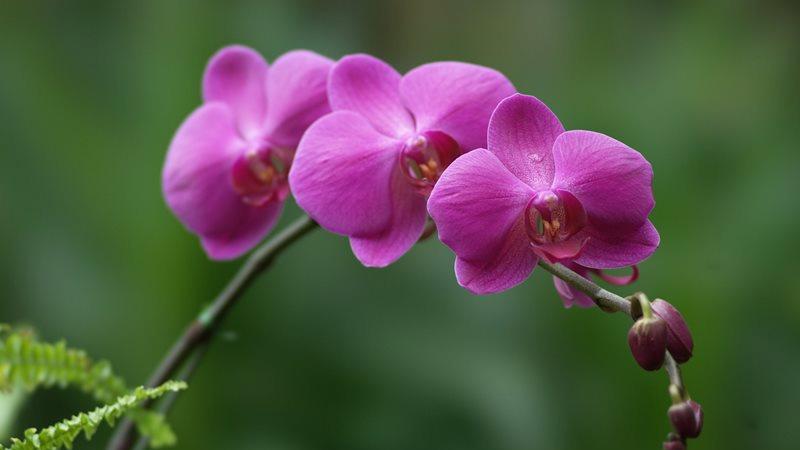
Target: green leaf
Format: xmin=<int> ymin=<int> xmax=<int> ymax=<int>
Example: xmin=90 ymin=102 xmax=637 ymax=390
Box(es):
xmin=0 ymin=381 xmax=186 ymax=450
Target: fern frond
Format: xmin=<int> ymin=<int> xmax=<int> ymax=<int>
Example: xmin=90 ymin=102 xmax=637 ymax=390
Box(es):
xmin=0 ymin=329 xmax=178 ymax=447
xmin=0 ymin=330 xmax=126 ymax=402
xmin=0 ymin=381 xmax=186 ymax=450
xmin=125 ymin=409 xmax=178 ymax=448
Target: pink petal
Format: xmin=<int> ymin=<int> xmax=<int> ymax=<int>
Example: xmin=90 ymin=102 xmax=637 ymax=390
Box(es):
xmin=162 ymin=103 xmax=282 ymax=260
xmin=594 ymin=265 xmax=639 ymax=285
xmin=551 ymin=130 xmax=655 ymax=235
xmin=427 ymin=149 xmax=537 ymax=294
xmin=200 ymin=201 xmax=284 ymax=259
xmin=428 ymin=149 xmax=534 ymax=262
xmin=202 ymin=45 xmax=269 ymax=140
xmin=400 ymin=62 xmax=515 ymax=152
xmin=552 ymin=262 xmax=595 ymax=308
xmin=349 ymin=168 xmax=427 ymax=267
xmin=289 ymin=111 xmax=403 ymax=237
xmin=454 ymin=218 xmax=538 ymax=295
xmin=575 ymin=220 xmax=660 ymax=269
xmin=327 ymin=54 xmax=415 ymax=138
xmin=553 ymin=277 xmax=595 ymax=308
xmin=487 ymin=94 xmax=565 ymax=190
xmin=262 ymin=50 xmax=333 ymax=148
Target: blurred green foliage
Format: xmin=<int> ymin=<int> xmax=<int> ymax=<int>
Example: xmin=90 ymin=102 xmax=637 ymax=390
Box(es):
xmin=0 ymin=1 xmax=798 ymax=449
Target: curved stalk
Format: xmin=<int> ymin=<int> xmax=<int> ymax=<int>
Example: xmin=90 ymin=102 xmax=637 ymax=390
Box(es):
xmin=110 ymin=217 xmax=437 ymax=450
xmin=109 ymin=216 xmax=688 ymax=449
xmin=107 ymin=215 xmax=319 ymax=450
xmin=536 ymin=260 xmax=687 ymax=398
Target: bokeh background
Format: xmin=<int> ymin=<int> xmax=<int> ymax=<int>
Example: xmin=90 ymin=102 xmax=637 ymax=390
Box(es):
xmin=1 ymin=1 xmax=798 ymax=449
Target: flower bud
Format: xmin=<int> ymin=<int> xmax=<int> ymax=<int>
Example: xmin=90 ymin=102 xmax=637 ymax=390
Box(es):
xmin=662 ymin=433 xmax=686 ymax=450
xmin=669 ymin=399 xmax=703 ymax=438
xmin=628 ymin=315 xmax=668 ymax=371
xmin=651 ymin=299 xmax=694 ymax=363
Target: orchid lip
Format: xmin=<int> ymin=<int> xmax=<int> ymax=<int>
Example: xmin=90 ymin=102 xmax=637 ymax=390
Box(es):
xmin=524 ymin=189 xmax=588 ymax=261
xmin=230 ymin=144 xmax=292 ymax=207
xmin=399 ymin=130 xmax=460 ymax=196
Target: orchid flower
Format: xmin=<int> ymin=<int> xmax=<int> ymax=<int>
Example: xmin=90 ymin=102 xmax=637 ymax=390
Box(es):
xmin=163 ymin=46 xmax=332 ymax=259
xmin=428 ymin=94 xmax=659 ymax=294
xmin=289 ymin=54 xmax=515 ymax=267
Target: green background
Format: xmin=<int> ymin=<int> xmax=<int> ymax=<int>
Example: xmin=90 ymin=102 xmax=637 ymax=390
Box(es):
xmin=1 ymin=1 xmax=798 ymax=449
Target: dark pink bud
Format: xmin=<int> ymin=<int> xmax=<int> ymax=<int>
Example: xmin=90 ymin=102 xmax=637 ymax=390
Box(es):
xmin=651 ymin=299 xmax=694 ymax=363
xmin=662 ymin=433 xmax=686 ymax=450
xmin=627 ymin=315 xmax=667 ymax=371
xmin=400 ymin=130 xmax=460 ymax=195
xmin=669 ymin=399 xmax=703 ymax=438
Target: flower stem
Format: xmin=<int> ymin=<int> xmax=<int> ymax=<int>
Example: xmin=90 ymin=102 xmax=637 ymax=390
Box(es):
xmin=107 ymin=215 xmax=319 ymax=450
xmin=130 ymin=340 xmax=211 ymax=450
xmin=536 ymin=260 xmax=688 ymax=409
xmin=110 ymin=220 xmax=687 ymax=450
xmin=536 ymin=259 xmax=632 ymax=314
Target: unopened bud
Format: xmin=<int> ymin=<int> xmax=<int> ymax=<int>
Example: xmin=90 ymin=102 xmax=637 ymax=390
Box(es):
xmin=628 ymin=315 xmax=667 ymax=371
xmin=662 ymin=432 xmax=686 ymax=450
xmin=668 ymin=396 xmax=703 ymax=439
xmin=651 ymin=299 xmax=694 ymax=363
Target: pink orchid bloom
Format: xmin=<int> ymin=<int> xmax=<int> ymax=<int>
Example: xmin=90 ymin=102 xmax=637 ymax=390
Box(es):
xmin=428 ymin=94 xmax=659 ymax=295
xmin=162 ymin=46 xmax=332 ymax=259
xmin=554 ymin=262 xmax=639 ymax=308
xmin=289 ymin=54 xmax=516 ymax=267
